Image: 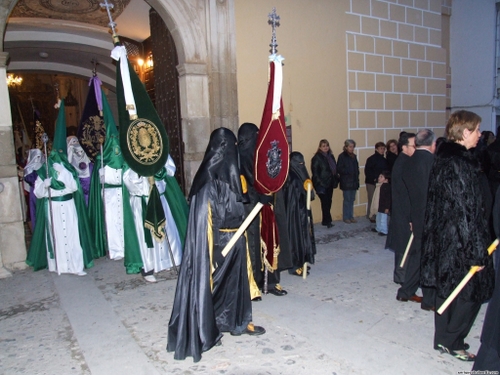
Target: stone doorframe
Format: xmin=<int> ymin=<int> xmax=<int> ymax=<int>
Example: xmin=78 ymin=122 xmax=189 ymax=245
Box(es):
xmin=149 ymin=0 xmax=239 ymax=187
xmin=0 ymin=0 xmax=240 ymax=276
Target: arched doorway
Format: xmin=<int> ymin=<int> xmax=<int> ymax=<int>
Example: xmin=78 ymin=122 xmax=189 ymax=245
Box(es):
xmin=0 ymin=0 xmax=239 ymax=275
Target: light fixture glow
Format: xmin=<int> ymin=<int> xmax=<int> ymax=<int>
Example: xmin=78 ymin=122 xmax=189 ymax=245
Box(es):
xmin=6 ymin=74 xmax=23 ymax=87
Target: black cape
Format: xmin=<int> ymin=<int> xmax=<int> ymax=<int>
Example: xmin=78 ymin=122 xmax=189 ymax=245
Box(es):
xmin=167 ymin=128 xmax=252 ymax=362
xmin=283 ymin=152 xmax=316 ymax=267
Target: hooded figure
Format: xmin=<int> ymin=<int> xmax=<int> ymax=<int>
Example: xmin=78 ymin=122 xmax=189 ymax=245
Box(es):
xmin=167 ymin=127 xmax=265 ymax=362
xmin=283 ymin=151 xmax=316 ymax=276
xmin=88 ymin=90 xmax=143 ymax=270
xmin=26 ymin=100 xmax=94 ymax=275
xmin=23 ymin=148 xmax=45 ymax=232
xmin=237 ymin=123 xmax=263 ymax=300
xmin=67 ymin=135 xmax=93 ymax=205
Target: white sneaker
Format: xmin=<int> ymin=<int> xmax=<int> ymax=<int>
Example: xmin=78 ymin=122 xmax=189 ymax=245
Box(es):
xmin=144 ymin=275 xmax=157 ymax=283
xmin=75 ymin=271 xmax=87 ymax=276
xmin=113 ymin=256 xmax=124 ymax=261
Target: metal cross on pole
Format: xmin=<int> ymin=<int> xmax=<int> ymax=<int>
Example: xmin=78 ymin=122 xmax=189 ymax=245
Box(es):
xmin=100 ymin=0 xmax=117 ymax=36
xmin=268 ymin=7 xmax=280 ymax=55
xmin=91 ymin=58 xmax=99 ymax=77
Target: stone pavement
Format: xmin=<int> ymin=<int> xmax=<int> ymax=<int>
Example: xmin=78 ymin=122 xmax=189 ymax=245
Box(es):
xmin=0 ymin=219 xmax=488 ymax=375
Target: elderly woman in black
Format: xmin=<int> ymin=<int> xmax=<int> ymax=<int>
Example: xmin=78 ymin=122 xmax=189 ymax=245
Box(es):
xmin=311 ymin=139 xmax=338 ymax=228
xmin=421 ymin=110 xmax=494 ymax=362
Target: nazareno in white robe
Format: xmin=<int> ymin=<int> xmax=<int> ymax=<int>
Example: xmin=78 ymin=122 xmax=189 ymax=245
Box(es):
xmin=34 ymin=166 xmax=85 ymax=274
xmin=100 ymin=166 xmax=125 ymax=260
xmin=123 ymin=167 xmax=182 ymax=274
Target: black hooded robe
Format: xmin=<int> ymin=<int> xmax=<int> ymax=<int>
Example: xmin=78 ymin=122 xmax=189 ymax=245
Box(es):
xmin=283 ymin=152 xmax=316 ymax=270
xmin=167 ymin=128 xmax=252 ymax=362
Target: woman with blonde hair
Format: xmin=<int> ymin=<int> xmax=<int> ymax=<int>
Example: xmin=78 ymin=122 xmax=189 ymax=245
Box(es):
xmin=422 ymin=110 xmax=494 ymax=362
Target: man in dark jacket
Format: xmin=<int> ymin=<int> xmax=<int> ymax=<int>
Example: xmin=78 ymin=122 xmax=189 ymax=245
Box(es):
xmin=364 ymin=142 xmax=388 ymax=222
xmin=397 ymin=129 xmax=436 ymax=310
xmin=386 ymin=132 xmax=416 ymax=285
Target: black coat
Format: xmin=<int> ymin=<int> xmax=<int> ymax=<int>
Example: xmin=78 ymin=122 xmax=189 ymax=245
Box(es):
xmin=378 ymin=183 xmax=391 ymax=213
xmin=386 ymin=153 xmax=411 ymax=284
xmin=402 ymin=149 xmax=434 ymax=251
xmin=386 ymin=151 xmax=398 ymax=172
xmin=365 ymin=152 xmax=388 ymax=184
xmin=337 ymin=151 xmax=359 ymax=191
xmin=311 ymin=151 xmax=338 ymax=193
xmin=421 ymin=141 xmax=494 ymax=302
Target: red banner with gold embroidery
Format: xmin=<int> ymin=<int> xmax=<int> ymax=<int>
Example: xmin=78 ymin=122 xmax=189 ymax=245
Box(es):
xmin=254 ymin=58 xmax=289 ymax=194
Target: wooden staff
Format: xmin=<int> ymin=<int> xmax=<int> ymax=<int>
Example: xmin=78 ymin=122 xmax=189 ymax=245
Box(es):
xmin=437 ymin=238 xmax=499 ymax=315
xmin=303 ymin=179 xmax=313 ymax=280
xmin=100 ymin=143 xmax=110 ymax=259
xmin=42 ymin=133 xmax=59 ymax=275
xmin=221 ymin=202 xmax=263 ymax=257
xmin=399 ymin=232 xmax=414 ymax=268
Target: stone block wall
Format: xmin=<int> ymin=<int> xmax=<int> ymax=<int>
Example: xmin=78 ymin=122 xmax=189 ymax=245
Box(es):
xmin=346 ymin=0 xmax=448 ymax=212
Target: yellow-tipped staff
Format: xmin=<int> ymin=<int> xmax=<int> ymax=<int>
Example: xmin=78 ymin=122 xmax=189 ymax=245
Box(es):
xmin=399 ymin=232 xmax=414 ymax=268
xmin=437 ymin=238 xmax=499 ymax=315
xmin=221 ymin=176 xmax=264 ymax=258
xmin=221 ymin=203 xmax=264 ymax=257
xmin=303 ymin=179 xmax=313 ymax=280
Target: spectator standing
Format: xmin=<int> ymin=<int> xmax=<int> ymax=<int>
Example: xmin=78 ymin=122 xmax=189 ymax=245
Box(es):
xmin=337 ymin=139 xmax=359 ymax=224
xmin=374 ymin=170 xmax=391 ymax=236
xmin=311 ymin=139 xmax=338 ymax=228
xmin=385 ymin=139 xmax=398 ymax=172
xmin=364 ymin=142 xmax=388 ymax=222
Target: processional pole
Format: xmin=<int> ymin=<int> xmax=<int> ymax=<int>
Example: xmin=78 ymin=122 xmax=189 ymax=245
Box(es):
xmin=100 ymin=0 xmax=179 ymax=274
xmin=42 ymin=133 xmax=59 ymax=275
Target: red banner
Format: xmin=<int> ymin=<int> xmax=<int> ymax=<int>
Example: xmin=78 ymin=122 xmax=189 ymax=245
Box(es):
xmin=254 ymin=60 xmax=289 ymax=194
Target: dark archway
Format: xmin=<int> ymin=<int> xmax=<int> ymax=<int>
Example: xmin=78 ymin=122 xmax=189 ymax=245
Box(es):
xmin=149 ymin=8 xmax=185 ymax=191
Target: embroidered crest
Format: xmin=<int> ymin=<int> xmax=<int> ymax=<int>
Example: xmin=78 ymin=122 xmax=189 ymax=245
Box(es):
xmin=266 ymin=140 xmax=282 ymax=179
xmin=78 ymin=115 xmax=106 ymax=161
xmin=126 ymin=118 xmax=163 ymax=165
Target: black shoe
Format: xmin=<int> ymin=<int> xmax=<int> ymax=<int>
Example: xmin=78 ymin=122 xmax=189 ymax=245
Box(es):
xmin=327 ymin=223 xmax=334 ymax=228
xmin=421 ymin=304 xmax=435 ymax=312
xmin=371 ymin=228 xmax=378 ymax=233
xmin=230 ymin=323 xmax=266 ymax=336
xmin=267 ymin=284 xmax=288 ymax=296
xmin=378 ymin=232 xmax=387 ymax=236
xmin=251 ymin=296 xmax=262 ymax=302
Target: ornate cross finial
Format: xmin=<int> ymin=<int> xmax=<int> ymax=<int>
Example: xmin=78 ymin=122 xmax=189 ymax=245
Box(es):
xmin=100 ymin=0 xmax=117 ymax=37
xmin=268 ymin=7 xmax=280 ymax=55
xmin=91 ymin=58 xmax=99 ymax=76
